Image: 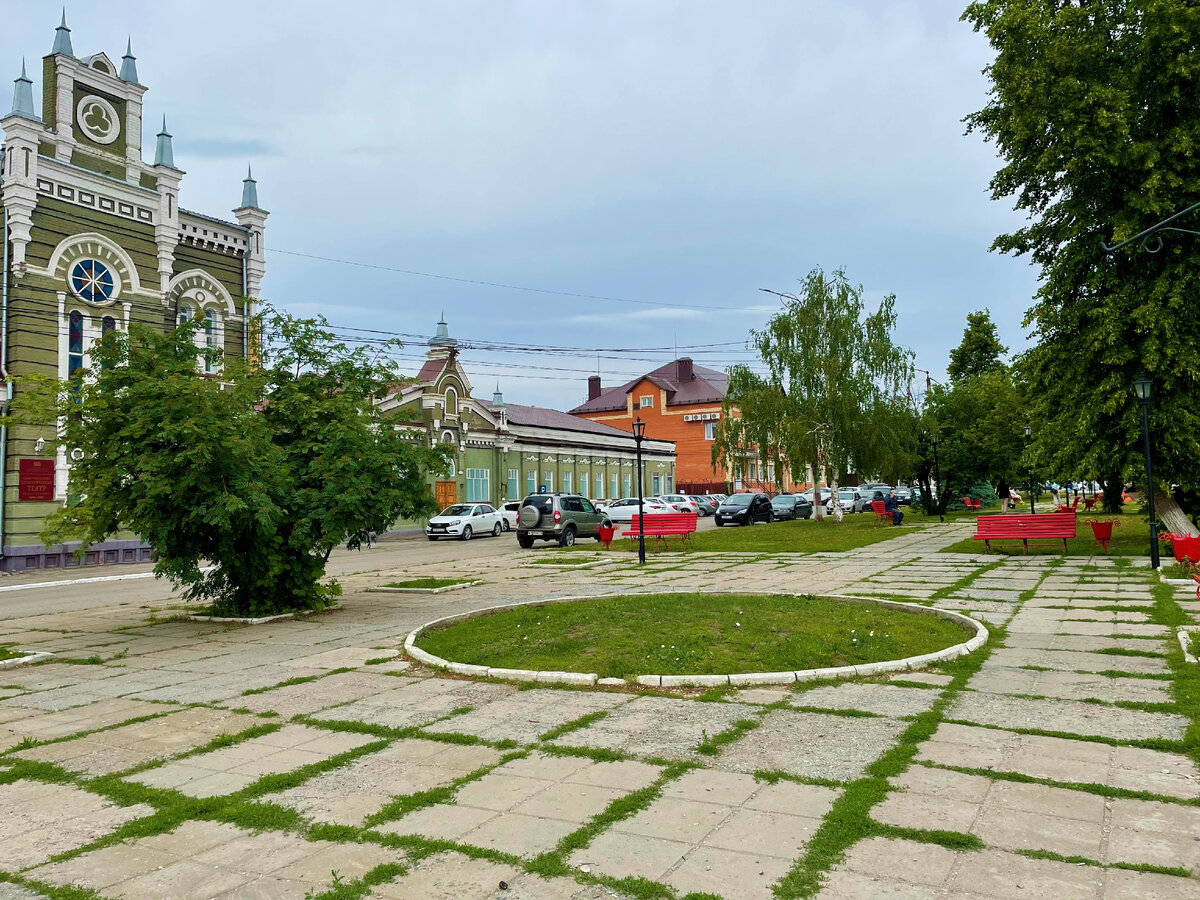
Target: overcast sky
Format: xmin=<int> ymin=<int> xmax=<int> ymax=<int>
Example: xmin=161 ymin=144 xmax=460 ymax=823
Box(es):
xmin=6 ymin=1 xmax=1038 ymax=411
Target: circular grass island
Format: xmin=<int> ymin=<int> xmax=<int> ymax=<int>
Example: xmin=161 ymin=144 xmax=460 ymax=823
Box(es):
xmin=410 ymin=592 xmax=985 ymax=686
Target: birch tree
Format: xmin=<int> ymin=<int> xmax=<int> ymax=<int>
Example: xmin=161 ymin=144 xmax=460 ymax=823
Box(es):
xmin=714 ymin=267 xmax=915 ymax=522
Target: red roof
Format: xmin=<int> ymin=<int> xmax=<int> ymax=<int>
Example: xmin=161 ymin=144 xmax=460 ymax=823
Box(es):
xmin=491 ymin=402 xmax=637 ymax=438
xmin=568 ymin=358 xmax=729 ymax=414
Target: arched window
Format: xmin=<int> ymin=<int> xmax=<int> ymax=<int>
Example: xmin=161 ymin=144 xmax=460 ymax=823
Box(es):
xmin=68 ymin=311 xmax=84 ymax=377
xmin=178 ymin=303 xmax=193 ymax=326
xmin=444 ymin=387 xmax=458 ymax=416
xmin=203 ymin=309 xmax=217 ymax=374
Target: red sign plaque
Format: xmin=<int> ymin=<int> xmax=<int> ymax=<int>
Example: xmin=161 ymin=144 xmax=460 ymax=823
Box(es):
xmin=18 ymin=458 xmax=55 ymax=502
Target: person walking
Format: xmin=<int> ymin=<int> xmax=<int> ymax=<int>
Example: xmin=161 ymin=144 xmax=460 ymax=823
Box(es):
xmin=885 ymin=490 xmax=904 ymax=526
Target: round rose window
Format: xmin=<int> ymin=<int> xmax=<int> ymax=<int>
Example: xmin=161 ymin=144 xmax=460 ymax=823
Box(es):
xmin=70 ymin=259 xmax=115 ymax=303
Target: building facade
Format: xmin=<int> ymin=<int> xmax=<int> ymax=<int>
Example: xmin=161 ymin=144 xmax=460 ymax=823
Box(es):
xmin=0 ymin=16 xmax=267 ymax=571
xmin=379 ymin=320 xmax=676 ymax=516
xmin=569 ymin=357 xmax=805 ymax=494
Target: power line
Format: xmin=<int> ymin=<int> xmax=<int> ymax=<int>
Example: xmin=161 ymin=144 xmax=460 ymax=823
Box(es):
xmin=267 ymin=247 xmax=759 ymax=313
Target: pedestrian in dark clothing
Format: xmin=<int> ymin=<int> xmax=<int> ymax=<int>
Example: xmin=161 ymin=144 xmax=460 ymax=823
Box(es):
xmin=885 ymin=491 xmax=904 ymax=526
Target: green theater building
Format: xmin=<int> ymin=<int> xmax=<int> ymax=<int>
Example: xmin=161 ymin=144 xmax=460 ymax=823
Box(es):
xmin=380 ymin=319 xmax=677 ymax=516
xmin=0 ymin=16 xmax=267 ymax=571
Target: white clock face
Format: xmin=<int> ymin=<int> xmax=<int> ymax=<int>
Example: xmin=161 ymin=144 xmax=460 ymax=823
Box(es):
xmin=76 ymin=94 xmax=120 ymax=145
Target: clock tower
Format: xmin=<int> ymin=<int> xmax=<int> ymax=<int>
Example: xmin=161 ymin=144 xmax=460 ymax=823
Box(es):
xmin=0 ymin=14 xmax=269 ymax=571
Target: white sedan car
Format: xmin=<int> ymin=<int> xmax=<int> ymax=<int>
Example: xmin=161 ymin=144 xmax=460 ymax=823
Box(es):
xmin=426 ymin=503 xmax=505 ymax=541
xmin=602 ymin=497 xmax=671 ymax=523
xmin=500 ymin=501 xmax=521 ymax=531
xmin=660 ymin=494 xmax=700 ymax=513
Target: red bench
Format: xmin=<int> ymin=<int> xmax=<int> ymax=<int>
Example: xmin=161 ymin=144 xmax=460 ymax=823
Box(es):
xmin=962 ymin=497 xmax=982 ymax=512
xmin=870 ymin=500 xmax=892 ymax=526
xmin=623 ymin=513 xmax=699 ymax=549
xmin=973 ymin=513 xmax=1076 ymax=554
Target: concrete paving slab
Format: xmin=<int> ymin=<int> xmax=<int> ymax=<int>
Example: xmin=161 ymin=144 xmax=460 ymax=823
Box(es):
xmin=422 ymin=688 xmax=629 ymax=743
xmin=548 ymin=695 xmax=752 ymax=760
xmin=794 ymin=682 xmax=937 ymax=717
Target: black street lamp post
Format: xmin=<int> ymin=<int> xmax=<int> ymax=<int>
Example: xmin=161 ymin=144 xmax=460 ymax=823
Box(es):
xmin=1133 ymin=377 xmax=1160 ymax=569
xmin=1024 ymin=425 xmax=1036 ymax=514
xmin=633 ymin=417 xmax=647 ymax=564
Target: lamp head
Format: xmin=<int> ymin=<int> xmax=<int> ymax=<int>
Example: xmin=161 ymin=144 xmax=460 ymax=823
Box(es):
xmin=1024 ymin=424 xmax=1032 ymax=439
xmin=632 ymin=417 xmax=646 ymax=441
xmin=1133 ymin=375 xmax=1152 ymax=404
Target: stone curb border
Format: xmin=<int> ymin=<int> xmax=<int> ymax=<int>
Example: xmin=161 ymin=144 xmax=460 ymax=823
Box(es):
xmin=403 ymin=591 xmax=988 ymax=688
xmin=1179 ymin=626 xmax=1198 ymax=665
xmin=186 ymin=605 xmax=339 ymax=626
xmin=0 ymin=651 xmax=54 ymax=669
xmin=1162 ymin=577 xmax=1195 ymax=587
xmin=516 ymin=560 xmax=603 ymax=570
xmin=367 ymin=581 xmax=483 ymax=595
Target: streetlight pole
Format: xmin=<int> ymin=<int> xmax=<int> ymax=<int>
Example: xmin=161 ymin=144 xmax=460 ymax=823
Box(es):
xmin=1024 ymin=425 xmax=1035 ymax=514
xmin=1133 ymin=377 xmax=1159 ymax=569
xmin=632 ymin=417 xmax=646 ymax=565
xmin=930 ymin=433 xmax=943 ymax=523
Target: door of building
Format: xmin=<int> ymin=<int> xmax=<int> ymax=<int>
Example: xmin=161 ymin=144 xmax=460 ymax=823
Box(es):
xmin=435 ymin=481 xmax=457 ymax=509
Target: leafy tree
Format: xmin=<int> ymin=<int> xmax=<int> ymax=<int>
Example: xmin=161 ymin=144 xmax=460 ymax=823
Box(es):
xmin=31 ymin=311 xmax=448 ymax=617
xmin=947 ymin=310 xmax=1007 ymax=382
xmin=713 ymin=267 xmax=915 ymax=521
xmin=964 ymin=0 xmax=1200 ymax=512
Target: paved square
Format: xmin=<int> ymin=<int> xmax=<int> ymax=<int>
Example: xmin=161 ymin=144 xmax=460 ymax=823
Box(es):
xmin=266 ymin=737 xmax=503 ymax=825
xmin=0 ymin=780 xmax=152 ymax=870
xmin=126 ymin=724 xmax=375 ymax=797
xmin=422 ymin=688 xmax=631 ymax=743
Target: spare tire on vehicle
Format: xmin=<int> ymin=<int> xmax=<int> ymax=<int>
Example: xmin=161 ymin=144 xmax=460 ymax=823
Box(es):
xmin=517 ymin=505 xmax=542 ymax=528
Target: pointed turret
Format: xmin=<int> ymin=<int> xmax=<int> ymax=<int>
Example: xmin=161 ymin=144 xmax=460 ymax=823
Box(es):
xmin=119 ymin=38 xmax=139 ymax=83
xmin=52 ymin=10 xmax=74 ymax=57
xmin=429 ymin=315 xmax=457 ymax=348
xmin=492 ymin=383 xmax=505 ymax=407
xmin=9 ymin=60 xmax=38 ymax=121
xmin=153 ymin=116 xmax=175 ymax=168
xmin=240 ymin=164 xmax=260 ymax=209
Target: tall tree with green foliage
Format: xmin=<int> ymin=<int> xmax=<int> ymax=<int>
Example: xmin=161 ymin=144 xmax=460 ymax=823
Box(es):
xmin=30 ymin=311 xmax=448 ymax=616
xmin=947 ymin=310 xmax=1007 ymax=382
xmin=964 ymin=0 xmax=1200 ymax=512
xmin=713 ymin=267 xmax=915 ymax=521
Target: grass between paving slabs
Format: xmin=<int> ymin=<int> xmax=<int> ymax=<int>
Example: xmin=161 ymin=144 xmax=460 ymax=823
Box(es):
xmin=0 ymin=645 xmax=22 ymax=662
xmin=415 ymin=593 xmax=972 ymax=678
xmin=382 ymin=577 xmax=475 ymax=589
xmin=940 ymin=511 xmax=1153 ymax=556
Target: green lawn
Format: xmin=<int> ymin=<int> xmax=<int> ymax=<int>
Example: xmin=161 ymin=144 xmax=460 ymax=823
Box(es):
xmin=940 ymin=511 xmax=1155 ymax=557
xmin=598 ymin=514 xmax=919 ymax=555
xmin=384 ymin=577 xmax=475 ymax=589
xmin=415 ymin=592 xmax=972 ymax=678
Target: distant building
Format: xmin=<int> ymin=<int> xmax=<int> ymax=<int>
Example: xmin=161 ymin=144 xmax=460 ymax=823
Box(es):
xmin=378 ymin=319 xmax=676 ymax=512
xmin=0 ymin=16 xmax=267 ymax=571
xmin=569 ymin=358 xmax=802 ymax=494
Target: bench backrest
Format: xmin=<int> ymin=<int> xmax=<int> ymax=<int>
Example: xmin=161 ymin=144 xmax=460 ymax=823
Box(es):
xmin=871 ymin=501 xmax=887 ymax=514
xmin=975 ymin=513 xmax=1076 ymax=538
xmin=629 ymin=513 xmax=699 ymax=533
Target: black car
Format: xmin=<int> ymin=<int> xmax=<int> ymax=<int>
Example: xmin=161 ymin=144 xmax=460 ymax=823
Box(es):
xmin=714 ymin=492 xmax=773 ymax=526
xmin=770 ymin=494 xmax=813 ymax=521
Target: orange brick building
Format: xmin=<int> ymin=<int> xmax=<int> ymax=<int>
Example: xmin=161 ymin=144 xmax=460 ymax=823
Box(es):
xmin=570 ymin=358 xmax=796 ymax=494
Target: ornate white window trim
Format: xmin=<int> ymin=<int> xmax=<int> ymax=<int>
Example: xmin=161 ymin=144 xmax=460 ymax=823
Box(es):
xmin=47 ymin=232 xmax=145 ymax=303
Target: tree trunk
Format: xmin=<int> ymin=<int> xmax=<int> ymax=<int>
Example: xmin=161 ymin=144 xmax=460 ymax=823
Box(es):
xmin=1158 ymin=495 xmax=1198 ymax=537
xmin=830 ymin=474 xmax=843 ymax=522
xmin=1103 ymin=471 xmax=1123 ymax=514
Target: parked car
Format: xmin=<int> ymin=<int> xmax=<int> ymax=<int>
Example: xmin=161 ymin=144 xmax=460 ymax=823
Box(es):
xmin=856 ymin=488 xmax=886 ymax=512
xmin=427 ymin=503 xmax=505 ymax=541
xmin=602 ymin=497 xmax=670 ymax=523
xmin=690 ymin=495 xmax=718 ymax=516
xmin=500 ymin=501 xmax=520 ymax=531
xmin=660 ymin=494 xmax=700 ymax=514
xmin=771 ymin=494 xmax=814 ymax=520
xmin=894 ymin=486 xmax=912 ymax=505
xmin=860 ymin=482 xmax=893 ymax=497
xmin=715 ymin=492 xmax=774 ymax=526
xmin=826 ymin=489 xmax=861 ymax=515
xmin=516 ymin=493 xmax=611 ymax=548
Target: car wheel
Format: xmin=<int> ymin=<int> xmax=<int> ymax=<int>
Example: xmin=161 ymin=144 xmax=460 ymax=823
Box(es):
xmin=560 ymin=527 xmax=576 ymax=547
xmin=492 ymin=522 xmax=502 ymax=537
xmin=461 ymin=525 xmax=472 ymax=541
xmin=517 ymin=534 xmax=534 ymax=549
xmin=502 ymin=519 xmax=511 ymax=532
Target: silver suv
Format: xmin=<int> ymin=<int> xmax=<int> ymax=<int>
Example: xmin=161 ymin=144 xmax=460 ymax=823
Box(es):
xmin=516 ymin=493 xmax=611 ymax=548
